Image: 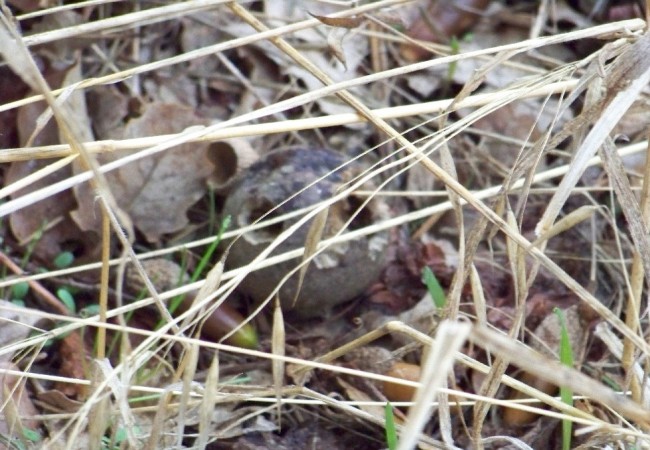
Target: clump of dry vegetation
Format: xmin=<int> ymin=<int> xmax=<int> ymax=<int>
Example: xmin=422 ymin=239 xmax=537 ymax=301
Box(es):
xmin=0 ymin=0 xmax=649 ymax=448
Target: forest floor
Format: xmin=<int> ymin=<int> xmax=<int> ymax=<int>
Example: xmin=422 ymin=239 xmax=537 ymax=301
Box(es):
xmin=0 ymin=1 xmax=650 ymax=449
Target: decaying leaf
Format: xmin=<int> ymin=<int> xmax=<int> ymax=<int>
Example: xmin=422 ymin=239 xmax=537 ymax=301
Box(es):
xmin=86 ymin=85 xmax=129 ymax=140
xmin=71 ymin=103 xmax=214 ymax=242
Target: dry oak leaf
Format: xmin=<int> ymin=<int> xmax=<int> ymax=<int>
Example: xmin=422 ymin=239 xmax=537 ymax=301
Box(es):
xmin=71 ymin=102 xmax=213 ymax=242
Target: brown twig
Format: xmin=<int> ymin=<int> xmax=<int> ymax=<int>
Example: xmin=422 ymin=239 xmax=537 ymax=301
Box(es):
xmin=0 ymin=250 xmax=70 ymax=316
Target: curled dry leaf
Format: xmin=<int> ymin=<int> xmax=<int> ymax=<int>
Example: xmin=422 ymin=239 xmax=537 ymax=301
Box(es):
xmin=207 ymin=138 xmax=259 ymax=193
xmin=72 ymin=102 xmax=214 ymax=242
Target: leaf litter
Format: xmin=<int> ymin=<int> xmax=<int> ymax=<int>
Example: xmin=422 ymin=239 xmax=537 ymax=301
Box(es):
xmin=0 ymin=0 xmax=649 ymax=448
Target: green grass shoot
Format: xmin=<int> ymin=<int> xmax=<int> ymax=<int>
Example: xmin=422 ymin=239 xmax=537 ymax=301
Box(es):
xmin=384 ymin=402 xmax=398 ymax=450
xmin=422 ymin=266 xmax=446 ymax=309
xmin=553 ymin=307 xmax=574 ymax=450
xmin=166 ymin=215 xmax=230 ymax=316
xmin=447 ymin=35 xmax=459 ymax=80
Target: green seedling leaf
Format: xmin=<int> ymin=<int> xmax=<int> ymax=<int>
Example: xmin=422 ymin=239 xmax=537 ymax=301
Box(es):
xmin=22 ymin=428 xmax=41 ymax=443
xmin=80 ymin=304 xmax=101 ymax=318
xmin=422 ymin=266 xmax=446 ymax=309
xmin=384 ymin=402 xmax=398 ymax=450
xmin=192 ymin=215 xmax=230 ymax=283
xmin=53 ymin=251 xmax=75 ymax=269
xmin=57 ymin=288 xmax=76 ymax=313
xmin=167 ymin=216 xmax=230 ymax=318
xmin=447 ymin=35 xmax=460 ymax=80
xmin=553 ymin=307 xmax=574 ymax=450
xmin=113 ymin=427 xmax=128 ymax=445
xmin=11 ymin=281 xmax=29 ymax=300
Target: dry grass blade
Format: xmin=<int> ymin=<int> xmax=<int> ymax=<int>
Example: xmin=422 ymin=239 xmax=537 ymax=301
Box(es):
xmin=532 ymin=205 xmax=600 ymax=247
xmin=0 ymin=80 xmax=578 ymax=163
xmin=0 ymin=0 xmax=411 ymax=114
xmin=397 ymin=321 xmax=471 ymax=450
xmin=3 ymin=0 xmax=650 ymax=447
xmin=272 ymin=297 xmax=286 ymax=429
xmin=537 ymin=30 xmax=650 ymax=236
xmin=472 ymin=210 xmax=529 ymax=447
xmin=197 ymin=354 xmax=220 ymax=448
xmin=291 ymin=206 xmax=329 ymax=308
xmin=21 ymin=0 xmax=225 ymax=47
xmin=176 ymin=344 xmax=199 ymax=448
xmin=622 ymin=135 xmax=650 ymax=404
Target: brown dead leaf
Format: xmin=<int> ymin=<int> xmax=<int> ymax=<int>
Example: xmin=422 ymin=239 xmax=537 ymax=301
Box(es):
xmin=87 ymin=85 xmax=129 ymax=140
xmin=71 ymin=102 xmax=214 ymax=242
xmin=0 ymin=66 xmax=29 ymax=149
xmin=54 ymin=331 xmax=88 ymax=399
xmin=6 ymin=0 xmax=45 ymax=13
xmin=8 ymin=67 xmax=100 ymax=264
xmin=7 ymin=159 xmax=99 ymax=264
xmin=401 ymin=0 xmax=491 ymax=61
xmin=35 ymin=389 xmax=84 ymax=413
xmin=57 ymin=59 xmax=94 ymax=144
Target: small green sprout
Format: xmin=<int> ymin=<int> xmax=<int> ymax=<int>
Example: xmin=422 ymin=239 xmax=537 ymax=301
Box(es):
xmin=11 ymin=281 xmax=29 ymax=302
xmin=384 ymin=402 xmax=398 ymax=450
xmin=553 ymin=307 xmax=574 ymax=450
xmin=56 ymin=288 xmax=76 ymax=313
xmin=422 ymin=266 xmax=446 ymax=309
xmin=53 ymin=251 xmax=75 ymax=269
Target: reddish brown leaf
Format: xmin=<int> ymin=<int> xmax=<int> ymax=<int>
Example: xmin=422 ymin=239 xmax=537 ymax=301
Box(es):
xmin=55 ymin=331 xmax=88 ymax=399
